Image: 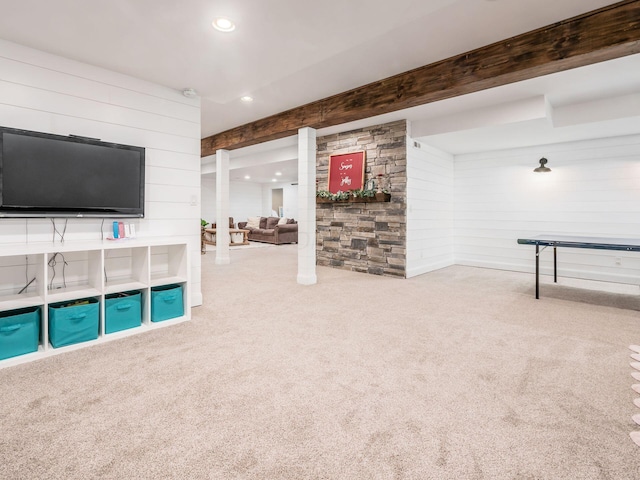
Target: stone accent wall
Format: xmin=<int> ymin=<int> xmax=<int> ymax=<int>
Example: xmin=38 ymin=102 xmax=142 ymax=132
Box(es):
xmin=316 ymin=120 xmax=407 ymax=277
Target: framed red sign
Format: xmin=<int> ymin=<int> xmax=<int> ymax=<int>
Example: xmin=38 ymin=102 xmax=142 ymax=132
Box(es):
xmin=327 ymin=151 xmax=365 ymax=193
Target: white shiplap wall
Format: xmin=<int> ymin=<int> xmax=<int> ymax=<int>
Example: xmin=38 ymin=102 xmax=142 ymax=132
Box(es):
xmin=453 ymin=134 xmax=640 ymax=285
xmin=0 ymin=39 xmax=202 ymax=305
xmin=406 ymin=138 xmax=455 ymax=277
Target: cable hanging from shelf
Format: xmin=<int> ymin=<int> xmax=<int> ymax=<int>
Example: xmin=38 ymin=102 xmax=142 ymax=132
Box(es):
xmin=18 ymin=255 xmax=36 ymax=295
xmin=51 ymin=218 xmax=68 ymax=243
xmin=48 ymin=252 xmax=68 ymax=290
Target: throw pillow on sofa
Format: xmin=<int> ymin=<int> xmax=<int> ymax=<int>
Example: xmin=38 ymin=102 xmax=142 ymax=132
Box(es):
xmin=277 ymin=217 xmax=288 ymax=225
xmin=246 ymin=216 xmax=261 ymax=230
xmin=266 ymin=217 xmax=280 ymax=229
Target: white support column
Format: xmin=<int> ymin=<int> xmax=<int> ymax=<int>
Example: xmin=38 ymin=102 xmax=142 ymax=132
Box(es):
xmin=215 ymin=149 xmax=231 ymax=265
xmin=297 ymin=127 xmax=317 ymax=285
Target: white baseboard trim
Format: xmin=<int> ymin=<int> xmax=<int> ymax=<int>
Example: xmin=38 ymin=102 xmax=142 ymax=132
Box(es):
xmin=454 ymin=258 xmax=640 ymax=287
xmin=406 ymin=259 xmax=454 ymax=278
xmin=191 ymin=292 xmax=203 ymax=307
xmin=297 ymin=274 xmax=318 ymax=285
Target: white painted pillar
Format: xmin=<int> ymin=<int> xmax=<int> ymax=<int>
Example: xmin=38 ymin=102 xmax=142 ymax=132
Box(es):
xmin=297 ymin=127 xmax=317 ymax=285
xmin=215 ymin=149 xmax=230 ymax=265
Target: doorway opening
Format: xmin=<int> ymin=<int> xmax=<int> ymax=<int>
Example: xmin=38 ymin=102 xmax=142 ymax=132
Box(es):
xmin=271 ymin=188 xmax=283 ymax=217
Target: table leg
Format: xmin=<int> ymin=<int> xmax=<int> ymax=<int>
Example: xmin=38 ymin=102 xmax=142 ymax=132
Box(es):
xmin=535 ymin=244 xmax=539 ymax=299
xmin=554 ymin=247 xmax=557 ymax=283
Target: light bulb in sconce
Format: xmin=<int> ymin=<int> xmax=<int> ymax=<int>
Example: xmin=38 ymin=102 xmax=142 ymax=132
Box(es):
xmin=534 ymin=157 xmax=551 ymax=173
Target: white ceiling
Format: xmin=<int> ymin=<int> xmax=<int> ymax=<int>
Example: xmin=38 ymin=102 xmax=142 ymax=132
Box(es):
xmin=1 ymin=0 xmax=638 ymax=182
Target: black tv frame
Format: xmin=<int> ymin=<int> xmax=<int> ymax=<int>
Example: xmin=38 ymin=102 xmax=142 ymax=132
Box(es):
xmin=0 ymin=126 xmax=145 ymax=218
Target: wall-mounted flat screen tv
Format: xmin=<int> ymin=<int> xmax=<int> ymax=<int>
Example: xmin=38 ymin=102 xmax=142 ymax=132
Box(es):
xmin=0 ymin=126 xmax=145 ymax=218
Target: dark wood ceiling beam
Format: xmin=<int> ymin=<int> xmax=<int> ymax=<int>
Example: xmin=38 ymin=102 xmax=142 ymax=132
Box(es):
xmin=201 ymin=0 xmax=640 ymax=156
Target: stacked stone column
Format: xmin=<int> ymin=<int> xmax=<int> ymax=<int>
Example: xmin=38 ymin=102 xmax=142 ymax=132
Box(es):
xmin=316 ymin=120 xmax=407 ymax=277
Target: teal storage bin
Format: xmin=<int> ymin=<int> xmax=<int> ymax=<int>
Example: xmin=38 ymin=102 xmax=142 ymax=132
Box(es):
xmin=151 ymin=284 xmax=183 ymax=322
xmin=0 ymin=306 xmax=40 ymax=360
xmin=105 ymin=291 xmax=142 ymax=334
xmin=49 ymin=298 xmax=99 ymax=348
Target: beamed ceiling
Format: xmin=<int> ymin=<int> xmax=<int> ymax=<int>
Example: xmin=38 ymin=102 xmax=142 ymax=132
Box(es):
xmin=0 ymin=0 xmax=638 ymax=171
xmin=201 ymin=0 xmax=640 ymax=155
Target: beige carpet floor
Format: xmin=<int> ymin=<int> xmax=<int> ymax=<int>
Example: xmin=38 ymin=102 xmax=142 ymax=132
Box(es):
xmin=1 ymin=245 xmax=639 ymax=479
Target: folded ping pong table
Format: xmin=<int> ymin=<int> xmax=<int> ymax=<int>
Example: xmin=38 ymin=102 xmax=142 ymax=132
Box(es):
xmin=517 ymin=235 xmax=640 ymax=299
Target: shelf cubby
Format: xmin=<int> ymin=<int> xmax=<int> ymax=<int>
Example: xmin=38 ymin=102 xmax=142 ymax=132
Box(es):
xmin=0 ymin=238 xmax=190 ymax=368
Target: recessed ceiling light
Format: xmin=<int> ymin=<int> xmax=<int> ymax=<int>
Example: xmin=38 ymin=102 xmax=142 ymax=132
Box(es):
xmin=212 ymin=17 xmax=235 ymax=32
xmin=244 ymin=175 xmax=250 ymax=180
xmin=275 ymin=172 xmax=282 ymax=176
xmin=272 ymin=179 xmax=276 ymax=182
xmin=240 ymin=95 xmax=254 ymax=103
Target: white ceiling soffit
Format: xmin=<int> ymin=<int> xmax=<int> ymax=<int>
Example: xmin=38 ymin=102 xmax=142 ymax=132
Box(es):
xmin=410 ymin=96 xmax=550 ymax=138
xmin=551 ymin=93 xmax=640 ymax=128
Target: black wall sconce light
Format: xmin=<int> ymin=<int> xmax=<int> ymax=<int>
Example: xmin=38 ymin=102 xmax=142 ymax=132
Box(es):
xmin=534 ymin=157 xmax=551 ymax=173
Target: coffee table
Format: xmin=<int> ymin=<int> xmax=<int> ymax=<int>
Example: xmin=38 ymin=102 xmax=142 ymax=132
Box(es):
xmin=204 ymin=228 xmax=250 ymax=246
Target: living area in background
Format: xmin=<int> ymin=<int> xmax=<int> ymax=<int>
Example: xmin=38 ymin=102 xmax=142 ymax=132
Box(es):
xmin=202 ymin=215 xmax=298 ymax=247
xmin=201 ymin=156 xmax=299 ymax=249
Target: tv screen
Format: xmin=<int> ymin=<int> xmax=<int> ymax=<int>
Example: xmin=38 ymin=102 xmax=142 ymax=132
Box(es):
xmin=0 ymin=126 xmax=145 ymax=218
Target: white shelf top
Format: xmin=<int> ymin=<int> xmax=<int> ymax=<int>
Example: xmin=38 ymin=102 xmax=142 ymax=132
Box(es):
xmin=0 ymin=293 xmax=44 ymax=312
xmin=150 ymin=274 xmax=187 ymax=287
xmin=46 ymin=285 xmax=102 ymax=304
xmin=104 ymin=280 xmax=147 ymax=295
xmin=0 ymin=236 xmax=190 ymax=257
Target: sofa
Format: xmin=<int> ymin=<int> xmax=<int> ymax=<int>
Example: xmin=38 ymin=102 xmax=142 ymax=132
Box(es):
xmin=238 ymin=216 xmax=298 ymax=245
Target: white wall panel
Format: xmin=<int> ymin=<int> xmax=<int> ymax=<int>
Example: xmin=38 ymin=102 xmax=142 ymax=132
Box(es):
xmin=0 ymin=39 xmax=202 ymax=306
xmin=282 ymin=184 xmax=299 ymax=220
xmin=0 ymin=80 xmax=199 ymax=137
xmin=146 ymin=149 xmax=200 ymax=170
xmin=0 ymin=40 xmax=198 ymax=116
xmin=0 ymin=104 xmax=199 ymax=153
xmin=406 ymin=139 xmax=454 ymax=278
xmin=453 ymin=134 xmax=640 ymax=285
xmin=147 ymin=166 xmax=200 ymax=187
xmin=201 ymin=176 xmax=216 ymax=225
xmin=227 ymin=181 xmax=263 ymax=225
xmin=200 ymin=179 xmax=264 ymax=227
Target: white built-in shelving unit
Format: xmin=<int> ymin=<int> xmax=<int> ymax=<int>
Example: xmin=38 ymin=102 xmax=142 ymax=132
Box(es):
xmin=0 ymin=237 xmax=190 ymax=368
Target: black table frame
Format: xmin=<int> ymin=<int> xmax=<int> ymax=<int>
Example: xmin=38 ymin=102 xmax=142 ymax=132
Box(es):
xmin=517 ymin=235 xmax=640 ymax=299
